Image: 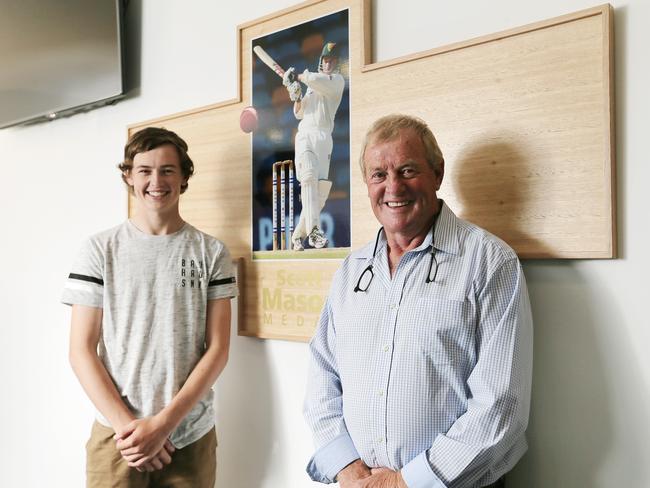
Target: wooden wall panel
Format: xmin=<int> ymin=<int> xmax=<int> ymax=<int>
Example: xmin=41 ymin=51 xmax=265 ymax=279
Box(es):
xmin=128 ymin=1 xmax=615 ymax=341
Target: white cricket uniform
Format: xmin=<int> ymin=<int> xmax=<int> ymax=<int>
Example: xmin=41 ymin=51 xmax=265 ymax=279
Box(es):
xmin=293 ymin=69 xmax=345 ymax=241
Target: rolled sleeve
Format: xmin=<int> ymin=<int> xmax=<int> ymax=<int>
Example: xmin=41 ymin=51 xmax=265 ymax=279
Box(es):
xmin=306 ymin=432 xmax=360 ymax=483
xmin=401 ymin=451 xmax=447 ymax=488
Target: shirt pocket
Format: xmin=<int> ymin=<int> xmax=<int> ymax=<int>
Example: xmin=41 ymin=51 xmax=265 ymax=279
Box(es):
xmin=410 ymin=297 xmax=474 ymax=365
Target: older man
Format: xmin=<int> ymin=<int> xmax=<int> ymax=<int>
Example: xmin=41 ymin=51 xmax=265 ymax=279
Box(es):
xmin=304 ymin=114 xmax=533 ymax=488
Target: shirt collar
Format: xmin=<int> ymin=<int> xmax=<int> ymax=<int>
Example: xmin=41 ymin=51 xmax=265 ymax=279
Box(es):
xmin=432 ymin=201 xmax=460 ymax=255
xmin=402 ymin=201 xmax=459 ymax=255
xmin=351 ymin=200 xmax=460 ymax=259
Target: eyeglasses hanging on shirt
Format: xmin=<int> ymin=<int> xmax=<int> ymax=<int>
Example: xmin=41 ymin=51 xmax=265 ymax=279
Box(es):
xmin=354 ymin=213 xmax=440 ymax=293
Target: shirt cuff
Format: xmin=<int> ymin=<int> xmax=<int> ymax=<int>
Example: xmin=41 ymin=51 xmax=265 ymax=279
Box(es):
xmin=306 ymin=433 xmax=360 ymax=483
xmin=401 ymin=451 xmax=447 ymax=488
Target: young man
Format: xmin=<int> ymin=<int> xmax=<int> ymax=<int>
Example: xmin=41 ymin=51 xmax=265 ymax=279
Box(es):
xmin=283 ymin=41 xmax=345 ymax=250
xmin=62 ymin=127 xmax=237 ymax=487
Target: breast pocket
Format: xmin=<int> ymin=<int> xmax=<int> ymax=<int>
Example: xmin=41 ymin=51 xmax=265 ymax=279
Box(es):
xmin=407 ymin=297 xmax=475 ymax=365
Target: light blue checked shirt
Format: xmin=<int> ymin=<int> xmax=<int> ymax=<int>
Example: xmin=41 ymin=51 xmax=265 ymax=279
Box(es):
xmin=304 ymin=202 xmax=533 ymax=487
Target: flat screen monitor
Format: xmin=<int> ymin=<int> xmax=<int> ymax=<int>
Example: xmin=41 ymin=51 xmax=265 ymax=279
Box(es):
xmin=0 ymin=0 xmax=125 ymax=129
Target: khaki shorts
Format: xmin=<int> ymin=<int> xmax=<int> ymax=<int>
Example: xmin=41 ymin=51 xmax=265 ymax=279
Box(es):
xmin=86 ymin=421 xmax=217 ymax=488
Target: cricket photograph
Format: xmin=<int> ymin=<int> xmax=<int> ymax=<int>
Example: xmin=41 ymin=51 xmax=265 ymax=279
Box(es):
xmin=248 ymin=9 xmax=350 ymax=258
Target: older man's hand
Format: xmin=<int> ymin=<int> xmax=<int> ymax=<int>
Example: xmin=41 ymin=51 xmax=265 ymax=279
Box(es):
xmin=337 ymin=459 xmax=372 ymax=487
xmin=337 ymin=465 xmax=408 ymax=488
xmin=354 ymin=467 xmax=407 ymax=488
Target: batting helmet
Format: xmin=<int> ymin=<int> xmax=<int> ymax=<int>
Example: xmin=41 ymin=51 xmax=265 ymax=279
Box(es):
xmin=318 ymin=41 xmax=339 ymax=72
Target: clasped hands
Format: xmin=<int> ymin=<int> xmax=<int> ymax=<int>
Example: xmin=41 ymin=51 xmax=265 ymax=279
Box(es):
xmin=338 ymin=460 xmax=408 ymax=488
xmin=114 ymin=416 xmax=175 ymax=473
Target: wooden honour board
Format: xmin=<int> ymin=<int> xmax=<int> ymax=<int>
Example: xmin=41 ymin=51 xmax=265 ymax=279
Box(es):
xmin=128 ymin=1 xmax=615 ymax=341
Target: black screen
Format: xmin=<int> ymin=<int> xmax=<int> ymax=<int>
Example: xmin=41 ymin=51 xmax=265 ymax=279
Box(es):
xmin=0 ymin=0 xmax=125 ymax=128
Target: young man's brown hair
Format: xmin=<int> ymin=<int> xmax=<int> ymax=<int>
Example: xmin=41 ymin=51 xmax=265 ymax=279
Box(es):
xmin=119 ymin=127 xmax=195 ymax=193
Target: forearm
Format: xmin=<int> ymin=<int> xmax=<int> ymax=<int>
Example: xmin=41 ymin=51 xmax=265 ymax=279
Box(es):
xmin=305 ymin=298 xmax=363 ymax=482
xmin=293 ymin=72 xmax=308 ymax=117
xmin=69 ymin=347 xmax=134 ymax=431
xmin=69 ymin=304 xmax=134 ymax=432
xmin=403 ymin=260 xmax=533 ymax=487
xmin=154 ymin=298 xmax=231 ymax=432
xmin=114 ymin=346 xmax=227 ymax=469
xmin=299 ymin=70 xmax=343 ymax=97
xmin=156 ymin=343 xmax=229 ymax=432
xmin=294 ymin=99 xmax=303 ymax=118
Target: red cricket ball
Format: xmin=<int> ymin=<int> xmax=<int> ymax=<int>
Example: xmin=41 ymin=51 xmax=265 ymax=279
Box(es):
xmin=240 ymin=106 xmax=258 ymax=133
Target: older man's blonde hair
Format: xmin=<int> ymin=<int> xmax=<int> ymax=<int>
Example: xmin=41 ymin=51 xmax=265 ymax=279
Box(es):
xmin=359 ymin=114 xmax=444 ymax=178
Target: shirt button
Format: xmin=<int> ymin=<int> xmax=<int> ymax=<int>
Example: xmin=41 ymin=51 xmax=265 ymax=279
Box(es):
xmin=378 ymin=390 xmax=384 ymax=397
xmin=377 ymin=437 xmax=384 ymax=444
xmin=383 ymin=344 xmax=390 ymax=352
xmin=390 ymin=303 xmax=397 ymax=310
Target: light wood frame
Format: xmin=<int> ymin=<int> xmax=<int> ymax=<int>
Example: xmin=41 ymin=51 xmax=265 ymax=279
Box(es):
xmin=128 ymin=1 xmax=616 ymax=342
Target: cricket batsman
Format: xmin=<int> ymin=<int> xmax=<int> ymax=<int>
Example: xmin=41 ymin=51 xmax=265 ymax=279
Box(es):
xmin=283 ymin=41 xmax=345 ymax=250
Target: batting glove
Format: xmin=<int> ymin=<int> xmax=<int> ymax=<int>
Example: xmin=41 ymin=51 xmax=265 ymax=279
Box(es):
xmin=287 ymin=81 xmax=302 ymax=101
xmin=282 ymin=67 xmax=296 ymax=86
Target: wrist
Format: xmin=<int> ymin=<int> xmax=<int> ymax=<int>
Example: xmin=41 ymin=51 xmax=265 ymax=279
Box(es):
xmin=337 ymin=459 xmax=370 ymax=481
xmin=110 ymin=410 xmax=136 ymax=434
xmin=154 ymin=408 xmax=179 ymax=435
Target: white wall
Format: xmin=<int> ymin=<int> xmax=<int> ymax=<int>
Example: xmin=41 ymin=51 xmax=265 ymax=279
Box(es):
xmin=1 ymin=1 xmax=648 ymax=487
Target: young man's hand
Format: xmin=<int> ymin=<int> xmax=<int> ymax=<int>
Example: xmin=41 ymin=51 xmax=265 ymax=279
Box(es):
xmin=132 ymin=440 xmax=175 ymax=472
xmin=114 ymin=415 xmax=175 ymax=469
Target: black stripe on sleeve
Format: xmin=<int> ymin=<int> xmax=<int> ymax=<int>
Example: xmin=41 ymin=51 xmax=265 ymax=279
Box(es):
xmin=208 ymin=277 xmax=236 ymax=287
xmin=68 ymin=273 xmax=104 ymax=286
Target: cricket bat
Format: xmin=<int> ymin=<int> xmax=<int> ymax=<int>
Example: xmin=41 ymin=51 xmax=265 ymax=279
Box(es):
xmin=253 ymin=45 xmax=285 ymax=78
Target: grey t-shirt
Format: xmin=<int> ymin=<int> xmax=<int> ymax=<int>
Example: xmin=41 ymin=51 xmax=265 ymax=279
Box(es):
xmin=62 ymin=220 xmax=238 ymax=448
